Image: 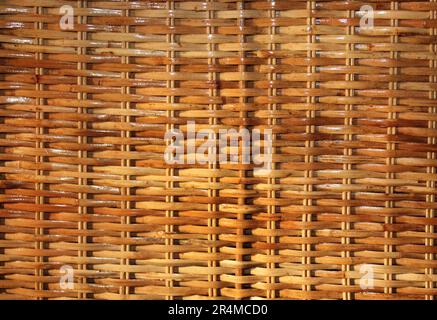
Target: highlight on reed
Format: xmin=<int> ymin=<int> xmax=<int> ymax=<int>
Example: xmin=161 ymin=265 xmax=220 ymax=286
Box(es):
xmin=0 ymin=0 xmax=436 ymax=300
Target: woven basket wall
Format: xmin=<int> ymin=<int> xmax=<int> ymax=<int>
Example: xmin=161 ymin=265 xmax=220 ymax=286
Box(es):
xmin=0 ymin=0 xmax=437 ymax=300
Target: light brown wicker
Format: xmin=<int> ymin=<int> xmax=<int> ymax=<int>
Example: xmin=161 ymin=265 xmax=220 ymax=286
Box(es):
xmin=0 ymin=0 xmax=436 ymax=300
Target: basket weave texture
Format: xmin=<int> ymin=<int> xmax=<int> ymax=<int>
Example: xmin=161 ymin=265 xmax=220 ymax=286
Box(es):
xmin=0 ymin=0 xmax=437 ymax=300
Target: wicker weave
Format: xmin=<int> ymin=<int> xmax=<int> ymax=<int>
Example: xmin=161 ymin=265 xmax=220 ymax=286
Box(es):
xmin=0 ymin=0 xmax=436 ymax=300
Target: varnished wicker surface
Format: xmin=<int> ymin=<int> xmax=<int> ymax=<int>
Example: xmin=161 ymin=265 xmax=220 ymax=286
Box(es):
xmin=0 ymin=0 xmax=437 ymax=300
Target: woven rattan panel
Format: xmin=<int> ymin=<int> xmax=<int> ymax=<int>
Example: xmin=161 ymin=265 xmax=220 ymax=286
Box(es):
xmin=1 ymin=0 xmax=437 ymax=300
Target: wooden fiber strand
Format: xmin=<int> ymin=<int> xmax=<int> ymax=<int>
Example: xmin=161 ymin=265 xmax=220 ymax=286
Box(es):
xmin=207 ymin=0 xmax=218 ymax=299
xmin=300 ymin=0 xmax=316 ymax=299
xmin=165 ymin=0 xmax=174 ymax=300
xmin=120 ymin=0 xmax=130 ymax=298
xmin=385 ymin=0 xmax=398 ymax=297
xmin=0 ymin=0 xmax=437 ymax=300
xmin=267 ymin=0 xmax=277 ymax=300
xmin=35 ymin=4 xmax=45 ymax=299
xmin=342 ymin=3 xmax=354 ymax=301
xmin=77 ymin=0 xmax=88 ymax=300
xmin=236 ymin=0 xmax=247 ymax=300
xmin=426 ymin=0 xmax=437 ymax=301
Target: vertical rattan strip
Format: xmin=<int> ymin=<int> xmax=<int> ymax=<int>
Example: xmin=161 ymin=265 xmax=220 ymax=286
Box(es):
xmin=120 ymin=1 xmax=130 ymax=298
xmin=207 ymin=0 xmax=218 ymax=300
xmin=120 ymin=0 xmax=130 ymax=299
xmin=34 ymin=3 xmax=45 ymax=299
xmin=385 ymin=0 xmax=398 ymax=297
xmin=165 ymin=0 xmax=175 ymax=300
xmin=232 ymin=0 xmax=247 ymax=300
xmin=77 ymin=0 xmax=88 ymax=300
xmin=267 ymin=0 xmax=278 ymax=300
xmin=426 ymin=0 xmax=436 ymax=301
xmin=342 ymin=3 xmax=354 ymax=301
xmin=303 ymin=0 xmax=316 ymax=299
